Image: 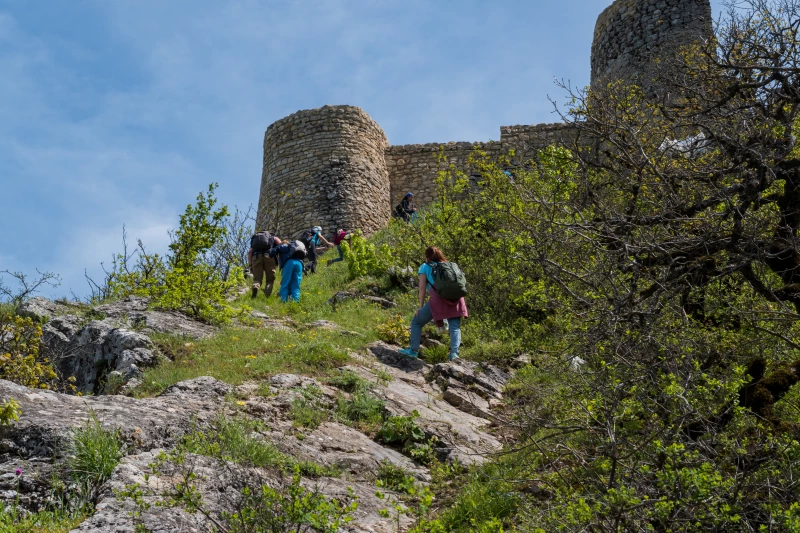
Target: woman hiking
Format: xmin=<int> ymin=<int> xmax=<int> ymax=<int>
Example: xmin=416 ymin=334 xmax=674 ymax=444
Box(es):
xmin=399 ymin=246 xmax=467 ymax=361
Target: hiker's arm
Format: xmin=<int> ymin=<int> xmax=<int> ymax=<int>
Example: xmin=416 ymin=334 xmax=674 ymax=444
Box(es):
xmin=248 ymin=248 xmax=253 ymax=268
xmin=319 ymin=235 xmax=333 ymax=247
xmin=418 ymin=274 xmax=427 ymax=308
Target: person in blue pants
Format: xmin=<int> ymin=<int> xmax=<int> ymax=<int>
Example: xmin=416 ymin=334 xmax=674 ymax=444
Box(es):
xmin=280 ymin=257 xmax=304 ymax=302
xmin=268 ymin=240 xmax=307 ymax=302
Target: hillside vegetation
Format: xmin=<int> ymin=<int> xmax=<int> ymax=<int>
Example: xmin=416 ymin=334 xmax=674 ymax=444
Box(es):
xmin=2 ymin=0 xmax=800 ymax=531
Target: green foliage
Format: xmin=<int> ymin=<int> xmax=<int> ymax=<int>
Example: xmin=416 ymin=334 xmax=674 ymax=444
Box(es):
xmin=64 ymin=413 xmax=124 ymax=510
xmin=335 ymin=384 xmax=385 ymax=430
xmin=0 ymin=506 xmax=85 ymax=533
xmin=289 ymin=384 xmax=330 ymax=429
xmin=422 ymin=343 xmax=449 ymax=364
xmin=375 ymin=314 xmax=410 ymax=346
xmin=377 ymin=411 xmax=437 ymax=464
xmin=177 ymin=415 xmax=336 ymax=477
xmin=222 ymin=469 xmax=358 ymax=533
xmin=341 ymin=230 xmax=387 ymax=280
xmin=105 ymin=184 xmax=245 ymax=324
xmin=325 ymin=370 xmax=368 ymax=393
xmin=0 ymin=314 xmax=66 ymax=390
xmin=0 ymin=398 xmax=20 ymax=426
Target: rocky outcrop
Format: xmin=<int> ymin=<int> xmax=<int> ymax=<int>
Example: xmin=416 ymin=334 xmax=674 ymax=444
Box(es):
xmin=0 ymin=330 xmax=514 ymax=531
xmin=94 ymin=296 xmax=216 ymax=339
xmin=72 ymin=451 xmax=412 ymax=533
xmin=17 ymin=297 xmax=86 ymax=322
xmin=41 ymin=316 xmax=161 ymax=395
xmin=328 ymin=292 xmax=396 ymax=309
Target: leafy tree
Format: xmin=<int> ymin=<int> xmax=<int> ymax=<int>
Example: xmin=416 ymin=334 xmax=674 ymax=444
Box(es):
xmin=103 ymin=184 xmax=245 ymax=324
xmin=370 ymin=1 xmax=800 ymax=529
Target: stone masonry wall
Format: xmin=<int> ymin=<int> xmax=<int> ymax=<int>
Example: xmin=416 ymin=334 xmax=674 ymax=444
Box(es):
xmin=385 ymin=141 xmax=501 ymax=210
xmin=258 ymin=1 xmax=715 ymax=236
xmin=257 ymin=106 xmax=390 ymax=240
xmin=591 ymin=0 xmax=712 ymax=86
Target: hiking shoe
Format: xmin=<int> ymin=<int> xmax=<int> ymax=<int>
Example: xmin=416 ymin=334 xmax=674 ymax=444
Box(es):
xmin=399 ymin=348 xmax=419 ymax=359
xmin=448 ymin=353 xmax=460 ymax=361
xmin=251 ymin=287 xmax=258 ymax=298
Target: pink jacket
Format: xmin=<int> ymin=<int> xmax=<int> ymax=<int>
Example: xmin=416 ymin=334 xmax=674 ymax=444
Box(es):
xmin=429 ymin=287 xmax=468 ymax=321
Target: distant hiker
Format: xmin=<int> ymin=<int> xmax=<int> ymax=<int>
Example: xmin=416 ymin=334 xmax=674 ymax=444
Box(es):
xmin=399 ymin=246 xmax=468 ymax=361
xmin=268 ymin=240 xmax=306 ymax=302
xmin=394 ymin=192 xmax=417 ymax=222
xmin=327 ymin=229 xmax=350 ymax=266
xmin=299 ymin=226 xmax=333 ymax=274
xmin=248 ymin=230 xmax=281 ymax=298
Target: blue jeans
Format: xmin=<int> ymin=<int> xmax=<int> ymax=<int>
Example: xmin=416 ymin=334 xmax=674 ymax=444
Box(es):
xmin=329 ymin=244 xmax=344 ymax=264
xmin=410 ymin=301 xmax=461 ymax=355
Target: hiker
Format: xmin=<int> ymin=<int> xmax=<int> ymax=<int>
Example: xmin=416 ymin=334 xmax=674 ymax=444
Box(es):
xmin=268 ymin=240 xmax=307 ymax=302
xmin=327 ymin=229 xmax=350 ymax=266
xmin=394 ymin=192 xmax=417 ymax=222
xmin=248 ymin=230 xmax=281 ymax=298
xmin=399 ymin=246 xmax=468 ymax=361
xmin=300 ymin=226 xmax=333 ymax=274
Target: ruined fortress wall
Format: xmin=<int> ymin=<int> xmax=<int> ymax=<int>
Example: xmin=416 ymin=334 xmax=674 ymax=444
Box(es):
xmin=259 ymin=1 xmax=715 ymax=236
xmin=385 ymin=141 xmax=501 ymax=209
xmin=591 ymin=0 xmax=712 ymax=85
xmin=257 ymin=105 xmax=390 ymax=239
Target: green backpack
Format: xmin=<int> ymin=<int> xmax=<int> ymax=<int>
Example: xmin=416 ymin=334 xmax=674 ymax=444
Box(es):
xmin=431 ymin=262 xmax=468 ymax=300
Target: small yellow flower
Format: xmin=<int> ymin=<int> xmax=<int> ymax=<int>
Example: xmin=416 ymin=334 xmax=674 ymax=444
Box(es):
xmin=232 ymin=337 xmax=239 ymax=341
xmin=236 ymin=401 xmax=246 ymax=406
xmin=245 ymin=355 xmax=256 ymax=359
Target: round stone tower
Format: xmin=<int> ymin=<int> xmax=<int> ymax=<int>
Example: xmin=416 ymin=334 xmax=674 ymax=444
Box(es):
xmin=591 ymin=0 xmax=712 ymax=86
xmin=256 ymin=105 xmax=390 ymax=239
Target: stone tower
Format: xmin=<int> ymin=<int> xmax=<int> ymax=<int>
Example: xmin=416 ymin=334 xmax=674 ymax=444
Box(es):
xmin=591 ymin=0 xmax=712 ymax=86
xmin=256 ymin=105 xmax=390 ymax=239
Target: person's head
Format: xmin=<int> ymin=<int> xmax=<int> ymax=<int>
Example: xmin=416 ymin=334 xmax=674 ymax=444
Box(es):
xmin=273 ymin=237 xmax=282 ymax=246
xmin=425 ymin=246 xmax=447 ymax=263
xmin=404 ymin=192 xmax=414 ymax=199
xmin=336 ymin=228 xmax=344 ymax=235
xmin=313 ymin=225 xmax=322 ymax=234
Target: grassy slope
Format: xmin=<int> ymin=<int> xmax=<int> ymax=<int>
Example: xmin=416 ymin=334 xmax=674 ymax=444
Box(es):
xmin=131 ymin=261 xmax=417 ymax=397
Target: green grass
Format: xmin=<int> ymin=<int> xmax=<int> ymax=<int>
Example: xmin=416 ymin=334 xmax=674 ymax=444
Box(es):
xmin=179 ymin=414 xmax=337 ymax=477
xmin=131 ymin=262 xmax=413 ymax=397
xmin=0 ymin=507 xmax=85 ymax=533
xmin=289 ymin=384 xmax=330 ymax=429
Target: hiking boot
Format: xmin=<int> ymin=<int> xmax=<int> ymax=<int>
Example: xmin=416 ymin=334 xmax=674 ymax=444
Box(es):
xmin=398 ymin=348 xmax=419 ymax=359
xmin=448 ymin=353 xmax=460 ymax=361
xmin=251 ymin=287 xmax=258 ymax=298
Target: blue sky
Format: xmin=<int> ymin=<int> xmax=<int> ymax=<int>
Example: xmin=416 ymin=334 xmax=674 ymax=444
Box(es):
xmin=0 ymin=0 xmax=723 ymax=299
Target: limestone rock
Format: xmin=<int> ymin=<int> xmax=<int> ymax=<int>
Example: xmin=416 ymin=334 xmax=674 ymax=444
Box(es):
xmin=328 ymin=292 xmax=396 ymax=309
xmin=41 ymin=318 xmax=161 ymax=395
xmin=0 ymin=377 xmax=228 ymax=460
xmin=72 ymin=450 xmax=412 ymax=533
xmin=351 ymin=343 xmax=503 ymax=465
xmin=17 ymin=297 xmax=83 ymax=322
xmin=94 ymin=296 xmax=216 ymax=339
xmin=269 ymin=422 xmax=430 ymax=482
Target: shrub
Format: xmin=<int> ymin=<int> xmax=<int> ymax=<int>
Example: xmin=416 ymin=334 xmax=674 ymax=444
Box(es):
xmin=0 ymin=314 xmax=65 ymax=390
xmin=375 ymin=314 xmax=410 ymax=346
xmin=103 ymin=184 xmax=246 ymax=325
xmin=223 ymin=469 xmax=358 ymax=533
xmin=341 ymin=230 xmax=387 ymax=280
xmin=0 ymin=399 xmax=20 ymax=426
